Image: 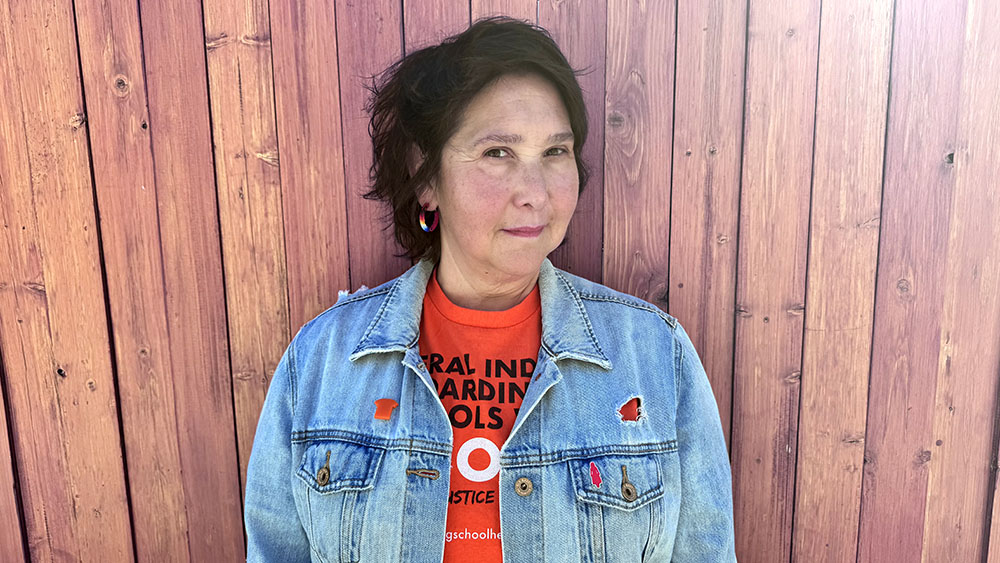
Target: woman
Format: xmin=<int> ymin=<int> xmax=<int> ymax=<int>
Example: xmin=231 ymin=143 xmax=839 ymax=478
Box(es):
xmin=245 ymin=17 xmax=736 ymax=562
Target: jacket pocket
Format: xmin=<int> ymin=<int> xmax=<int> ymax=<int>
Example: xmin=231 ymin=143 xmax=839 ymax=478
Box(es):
xmin=569 ymin=453 xmax=668 ymax=562
xmin=296 ymin=440 xmax=385 ymax=562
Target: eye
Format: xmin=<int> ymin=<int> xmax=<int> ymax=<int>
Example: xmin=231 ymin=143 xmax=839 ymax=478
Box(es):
xmin=484 ymin=148 xmax=510 ymax=158
xmin=546 ymin=147 xmax=570 ymax=156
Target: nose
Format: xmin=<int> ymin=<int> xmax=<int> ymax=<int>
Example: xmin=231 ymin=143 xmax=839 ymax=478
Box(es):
xmin=514 ymin=160 xmax=548 ymax=208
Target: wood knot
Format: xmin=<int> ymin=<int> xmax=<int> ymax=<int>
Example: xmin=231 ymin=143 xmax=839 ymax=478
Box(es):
xmin=735 ymin=305 xmax=752 ymax=318
xmin=205 ymin=32 xmax=234 ymax=50
xmin=787 ymin=303 xmax=806 ymax=315
xmin=607 ymin=112 xmax=626 ymax=128
xmin=69 ymin=113 xmax=87 ymax=130
xmin=86 ymin=379 xmax=97 ymax=392
xmin=784 ymin=371 xmax=801 ymax=384
xmin=914 ymin=449 xmax=932 ymax=466
xmin=255 ymin=150 xmax=279 ymax=167
xmin=113 ymin=74 xmax=130 ymax=96
xmin=240 ymin=33 xmax=272 ymax=47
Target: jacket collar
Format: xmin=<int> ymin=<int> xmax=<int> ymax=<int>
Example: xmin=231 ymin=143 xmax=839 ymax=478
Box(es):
xmin=350 ymin=258 xmax=612 ymax=370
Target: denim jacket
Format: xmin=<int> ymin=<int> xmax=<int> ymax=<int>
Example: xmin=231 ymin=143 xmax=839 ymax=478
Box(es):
xmin=244 ymin=258 xmax=737 ymax=562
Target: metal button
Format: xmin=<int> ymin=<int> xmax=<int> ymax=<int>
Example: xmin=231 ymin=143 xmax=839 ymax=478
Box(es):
xmin=514 ymin=477 xmax=533 ymax=496
xmin=316 ymin=450 xmax=331 ymax=486
xmin=621 ymin=465 xmax=637 ymax=502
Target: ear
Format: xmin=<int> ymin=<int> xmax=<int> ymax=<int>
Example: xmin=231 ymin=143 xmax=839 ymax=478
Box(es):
xmin=406 ymin=143 xmax=425 ymax=177
xmin=409 ymin=144 xmax=440 ymax=210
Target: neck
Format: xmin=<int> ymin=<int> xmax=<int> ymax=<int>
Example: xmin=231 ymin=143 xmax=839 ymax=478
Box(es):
xmin=434 ymin=254 xmax=539 ymax=311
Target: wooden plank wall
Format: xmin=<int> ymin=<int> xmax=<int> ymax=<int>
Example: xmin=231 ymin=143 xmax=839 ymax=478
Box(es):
xmin=1 ymin=1 xmax=998 ymax=561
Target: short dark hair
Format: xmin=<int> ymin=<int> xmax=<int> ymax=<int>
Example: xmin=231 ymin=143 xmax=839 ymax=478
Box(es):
xmin=363 ymin=16 xmax=590 ymax=262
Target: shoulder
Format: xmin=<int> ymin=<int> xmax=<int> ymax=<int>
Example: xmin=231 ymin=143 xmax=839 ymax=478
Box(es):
xmin=291 ymin=275 xmax=400 ymax=350
xmin=551 ymin=266 xmax=679 ymax=331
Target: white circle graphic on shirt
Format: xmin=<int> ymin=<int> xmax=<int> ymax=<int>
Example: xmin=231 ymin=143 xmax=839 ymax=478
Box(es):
xmin=456 ymin=437 xmax=501 ymax=482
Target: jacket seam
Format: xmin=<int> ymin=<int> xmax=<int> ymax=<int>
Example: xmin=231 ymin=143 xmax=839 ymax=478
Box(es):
xmin=291 ymin=429 xmax=451 ymax=456
xmin=576 ymin=292 xmax=679 ymax=329
xmin=500 ymin=441 xmax=678 ymax=467
xmin=553 ymin=270 xmax=609 ymax=360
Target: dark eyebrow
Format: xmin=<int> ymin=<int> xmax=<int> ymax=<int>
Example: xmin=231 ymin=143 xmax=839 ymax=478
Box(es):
xmin=472 ymin=131 xmax=574 ymax=147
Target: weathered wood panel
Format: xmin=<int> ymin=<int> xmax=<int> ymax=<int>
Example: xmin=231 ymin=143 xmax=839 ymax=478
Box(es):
xmin=666 ymin=0 xmax=745 ymax=446
xmin=603 ymin=2 xmax=672 ymax=305
xmin=74 ymin=0 xmax=189 ymax=556
xmin=919 ymin=0 xmax=1000 ymax=560
xmin=539 ymin=0 xmax=607 ymax=283
xmin=0 ymin=1 xmax=133 ymax=560
xmin=472 ymin=0 xmax=536 ymax=23
xmin=336 ymin=0 xmax=411 ymax=290
xmin=789 ymin=2 xmax=892 ymax=562
xmin=203 ymin=0 xmax=292 ymax=490
xmin=0 ymin=7 xmax=29 ymax=561
xmin=404 ymin=0 xmax=469 ymax=51
xmin=730 ymin=0 xmax=820 ymax=560
xmin=126 ymin=0 xmax=243 ymax=559
xmin=0 ymin=354 xmax=24 ymax=561
xmin=1 ymin=3 xmax=999 ymax=562
xmin=270 ymin=0 xmax=351 ymax=332
xmin=857 ymin=2 xmax=971 ymax=561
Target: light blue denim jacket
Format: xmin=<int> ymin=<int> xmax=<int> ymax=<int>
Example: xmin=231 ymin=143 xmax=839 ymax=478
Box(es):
xmin=244 ymin=258 xmax=736 ymax=562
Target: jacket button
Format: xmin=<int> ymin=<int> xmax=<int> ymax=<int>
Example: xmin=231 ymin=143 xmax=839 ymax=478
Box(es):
xmin=514 ymin=477 xmax=533 ymax=496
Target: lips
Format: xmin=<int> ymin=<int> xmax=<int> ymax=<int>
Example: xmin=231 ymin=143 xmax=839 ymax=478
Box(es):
xmin=503 ymin=225 xmax=545 ymax=237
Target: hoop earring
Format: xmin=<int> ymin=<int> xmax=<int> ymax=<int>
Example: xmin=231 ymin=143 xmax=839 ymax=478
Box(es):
xmin=419 ymin=205 xmax=438 ymax=232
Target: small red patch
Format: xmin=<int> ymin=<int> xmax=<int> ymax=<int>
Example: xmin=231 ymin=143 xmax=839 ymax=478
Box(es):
xmin=618 ymin=397 xmax=642 ymax=421
xmin=590 ymin=462 xmax=602 ymax=488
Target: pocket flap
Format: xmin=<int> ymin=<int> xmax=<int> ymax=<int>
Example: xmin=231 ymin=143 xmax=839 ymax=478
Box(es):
xmin=570 ymin=454 xmax=664 ymax=511
xmin=296 ymin=440 xmax=385 ymax=494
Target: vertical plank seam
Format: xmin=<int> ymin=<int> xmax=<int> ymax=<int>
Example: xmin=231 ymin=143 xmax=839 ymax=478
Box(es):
xmin=400 ymin=0 xmax=407 ymax=56
xmin=599 ymin=0 xmax=608 ymax=286
xmin=854 ymin=0 xmax=899 ymax=561
xmin=0 ymin=352 xmax=29 ymax=561
xmin=194 ymin=0 xmax=245 ymax=536
xmin=788 ymin=1 xmax=825 ymax=560
xmin=664 ymin=0 xmax=678 ymax=311
xmin=262 ymin=0 xmax=294 ymax=335
xmin=68 ymin=0 xmax=141 ymax=558
xmin=332 ymin=0 xmax=354 ymax=292
xmin=728 ymin=0 xmax=752 ymax=460
xmin=981 ymin=342 xmax=1000 ymax=562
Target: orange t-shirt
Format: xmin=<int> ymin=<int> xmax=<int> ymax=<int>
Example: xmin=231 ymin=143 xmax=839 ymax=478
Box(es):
xmin=419 ymin=270 xmax=541 ymax=562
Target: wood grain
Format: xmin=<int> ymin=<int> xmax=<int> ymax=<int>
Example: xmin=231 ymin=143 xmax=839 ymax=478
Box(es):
xmin=74 ymin=0 xmax=188 ymax=556
xmin=539 ymin=0 xmax=607 ymax=283
xmin=128 ymin=0 xmax=244 ymax=559
xmin=336 ymin=0 xmax=411 ymax=290
xmin=920 ymin=0 xmax=1000 ymax=560
xmin=730 ymin=0 xmax=820 ymax=560
xmin=0 ymin=1 xmax=133 ymax=560
xmin=0 ymin=6 xmax=29 ymax=560
xmin=202 ymin=0 xmax=292 ymax=492
xmin=271 ymin=0 xmax=351 ymax=332
xmin=404 ymin=0 xmax=469 ymax=52
xmin=602 ymin=1 xmax=672 ymax=307
xmin=857 ymin=2 xmax=970 ymax=562
xmin=471 ymin=0 xmax=537 ymax=23
xmin=668 ymin=0 xmax=747 ymax=448
xmin=0 ymin=355 xmax=24 ymax=561
xmin=790 ymin=2 xmax=893 ymax=561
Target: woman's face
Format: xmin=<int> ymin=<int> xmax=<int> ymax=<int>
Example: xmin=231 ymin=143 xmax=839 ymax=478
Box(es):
xmin=421 ymin=73 xmax=580 ymax=283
